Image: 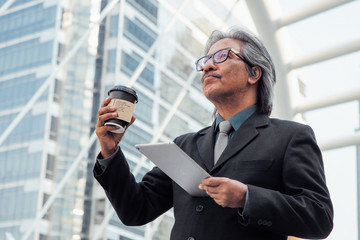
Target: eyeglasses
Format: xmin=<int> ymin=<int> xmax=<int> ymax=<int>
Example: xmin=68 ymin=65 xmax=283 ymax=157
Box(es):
xmin=195 ymin=47 xmax=253 ymax=71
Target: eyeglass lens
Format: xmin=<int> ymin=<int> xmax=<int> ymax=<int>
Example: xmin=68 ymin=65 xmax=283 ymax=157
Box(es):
xmin=196 ymin=49 xmax=230 ymax=71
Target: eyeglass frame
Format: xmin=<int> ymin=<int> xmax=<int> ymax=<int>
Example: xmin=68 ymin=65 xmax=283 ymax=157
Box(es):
xmin=195 ymin=47 xmax=254 ymax=71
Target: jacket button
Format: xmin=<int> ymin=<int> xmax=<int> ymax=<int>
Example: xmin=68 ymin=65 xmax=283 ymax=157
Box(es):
xmin=196 ymin=205 xmax=204 ymax=212
xmin=187 ymin=237 xmax=195 ymax=240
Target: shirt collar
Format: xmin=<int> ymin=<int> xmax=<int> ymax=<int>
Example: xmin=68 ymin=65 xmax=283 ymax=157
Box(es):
xmin=215 ymin=105 xmax=257 ymax=132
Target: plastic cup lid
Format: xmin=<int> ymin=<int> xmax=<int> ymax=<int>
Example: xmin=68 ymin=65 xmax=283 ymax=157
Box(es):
xmin=108 ymin=85 xmax=138 ymax=103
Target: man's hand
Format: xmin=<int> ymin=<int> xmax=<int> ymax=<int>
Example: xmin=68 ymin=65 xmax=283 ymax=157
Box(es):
xmin=96 ymin=98 xmax=136 ymax=159
xmin=199 ymin=177 xmax=247 ymax=208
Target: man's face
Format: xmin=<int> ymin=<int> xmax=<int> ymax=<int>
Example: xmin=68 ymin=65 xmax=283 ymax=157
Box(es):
xmin=201 ymin=38 xmax=255 ymax=104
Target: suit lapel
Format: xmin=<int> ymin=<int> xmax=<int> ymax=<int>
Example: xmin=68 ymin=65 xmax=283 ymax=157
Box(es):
xmin=212 ymin=113 xmax=269 ymax=171
xmin=196 ymin=121 xmax=216 ymax=171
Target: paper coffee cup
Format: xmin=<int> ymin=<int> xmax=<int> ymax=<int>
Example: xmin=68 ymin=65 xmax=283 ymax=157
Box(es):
xmin=104 ymin=85 xmax=138 ymax=133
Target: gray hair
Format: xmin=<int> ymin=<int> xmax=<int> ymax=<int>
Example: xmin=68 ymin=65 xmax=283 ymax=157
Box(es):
xmin=205 ymin=27 xmax=276 ymax=116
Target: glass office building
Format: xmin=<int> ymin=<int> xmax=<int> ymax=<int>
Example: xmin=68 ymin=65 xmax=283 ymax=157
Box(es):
xmin=0 ymin=0 xmax=359 ymax=239
xmin=0 ymin=0 xmax=99 ymax=239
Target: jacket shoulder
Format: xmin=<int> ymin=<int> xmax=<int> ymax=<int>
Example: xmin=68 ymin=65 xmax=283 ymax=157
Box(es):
xmin=269 ymin=117 xmax=313 ymax=131
xmin=174 ymin=125 xmax=212 ymax=146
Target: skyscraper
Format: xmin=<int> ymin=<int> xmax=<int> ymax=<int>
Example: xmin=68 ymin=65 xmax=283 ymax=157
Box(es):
xmin=0 ymin=0 xmax=100 ymax=239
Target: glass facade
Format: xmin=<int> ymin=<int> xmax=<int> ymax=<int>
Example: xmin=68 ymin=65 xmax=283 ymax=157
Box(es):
xmin=0 ymin=0 xmax=96 ymax=239
xmin=0 ymin=1 xmax=57 ymax=239
xmin=0 ymin=0 xmax=359 ymax=239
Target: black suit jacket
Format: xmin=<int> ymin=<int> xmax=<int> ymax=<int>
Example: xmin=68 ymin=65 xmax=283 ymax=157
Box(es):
xmin=94 ymin=112 xmax=333 ymax=240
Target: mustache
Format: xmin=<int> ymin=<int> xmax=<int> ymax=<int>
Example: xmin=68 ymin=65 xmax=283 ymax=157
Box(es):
xmin=201 ymin=73 xmax=221 ymax=83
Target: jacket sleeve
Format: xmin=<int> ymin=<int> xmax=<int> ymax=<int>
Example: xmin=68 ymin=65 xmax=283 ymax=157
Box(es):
xmin=93 ymin=147 xmax=173 ymax=226
xmin=240 ymin=125 xmax=333 ymax=239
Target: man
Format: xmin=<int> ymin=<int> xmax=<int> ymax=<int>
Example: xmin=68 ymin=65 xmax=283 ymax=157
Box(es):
xmin=94 ymin=28 xmax=333 ymax=240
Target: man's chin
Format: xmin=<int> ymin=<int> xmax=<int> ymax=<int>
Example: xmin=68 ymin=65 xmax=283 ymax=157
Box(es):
xmin=204 ymin=89 xmax=222 ymax=102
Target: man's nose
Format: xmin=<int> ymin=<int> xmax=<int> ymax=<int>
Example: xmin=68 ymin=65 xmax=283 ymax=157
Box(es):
xmin=203 ymin=57 xmax=217 ymax=72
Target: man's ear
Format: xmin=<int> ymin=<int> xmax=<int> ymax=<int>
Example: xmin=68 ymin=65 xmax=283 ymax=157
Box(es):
xmin=248 ymin=66 xmax=262 ymax=85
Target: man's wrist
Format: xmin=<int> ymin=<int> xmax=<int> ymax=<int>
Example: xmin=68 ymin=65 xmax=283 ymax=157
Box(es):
xmin=97 ymin=146 xmax=120 ymax=171
xmin=101 ymin=145 xmax=118 ymax=159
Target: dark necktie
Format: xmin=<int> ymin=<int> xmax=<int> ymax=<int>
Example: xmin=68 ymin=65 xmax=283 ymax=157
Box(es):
xmin=214 ymin=120 xmax=232 ymax=164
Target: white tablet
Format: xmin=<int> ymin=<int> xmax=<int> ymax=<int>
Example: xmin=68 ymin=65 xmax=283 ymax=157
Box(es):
xmin=135 ymin=142 xmax=210 ymax=197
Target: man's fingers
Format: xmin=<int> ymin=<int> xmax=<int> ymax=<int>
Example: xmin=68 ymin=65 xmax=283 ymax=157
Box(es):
xmin=201 ymin=177 xmax=247 ymax=208
xmin=97 ymin=98 xmax=117 ymax=127
xmin=98 ymin=98 xmax=116 ymax=122
xmin=206 ymin=188 xmax=220 ymax=196
xmin=202 ymin=177 xmax=225 ymax=187
xmin=199 ymin=184 xmax=220 ymax=196
xmin=101 ymin=97 xmax=111 ymax=107
xmin=98 ymin=105 xmax=117 ymax=117
xmin=97 ymin=112 xmax=117 ymax=126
